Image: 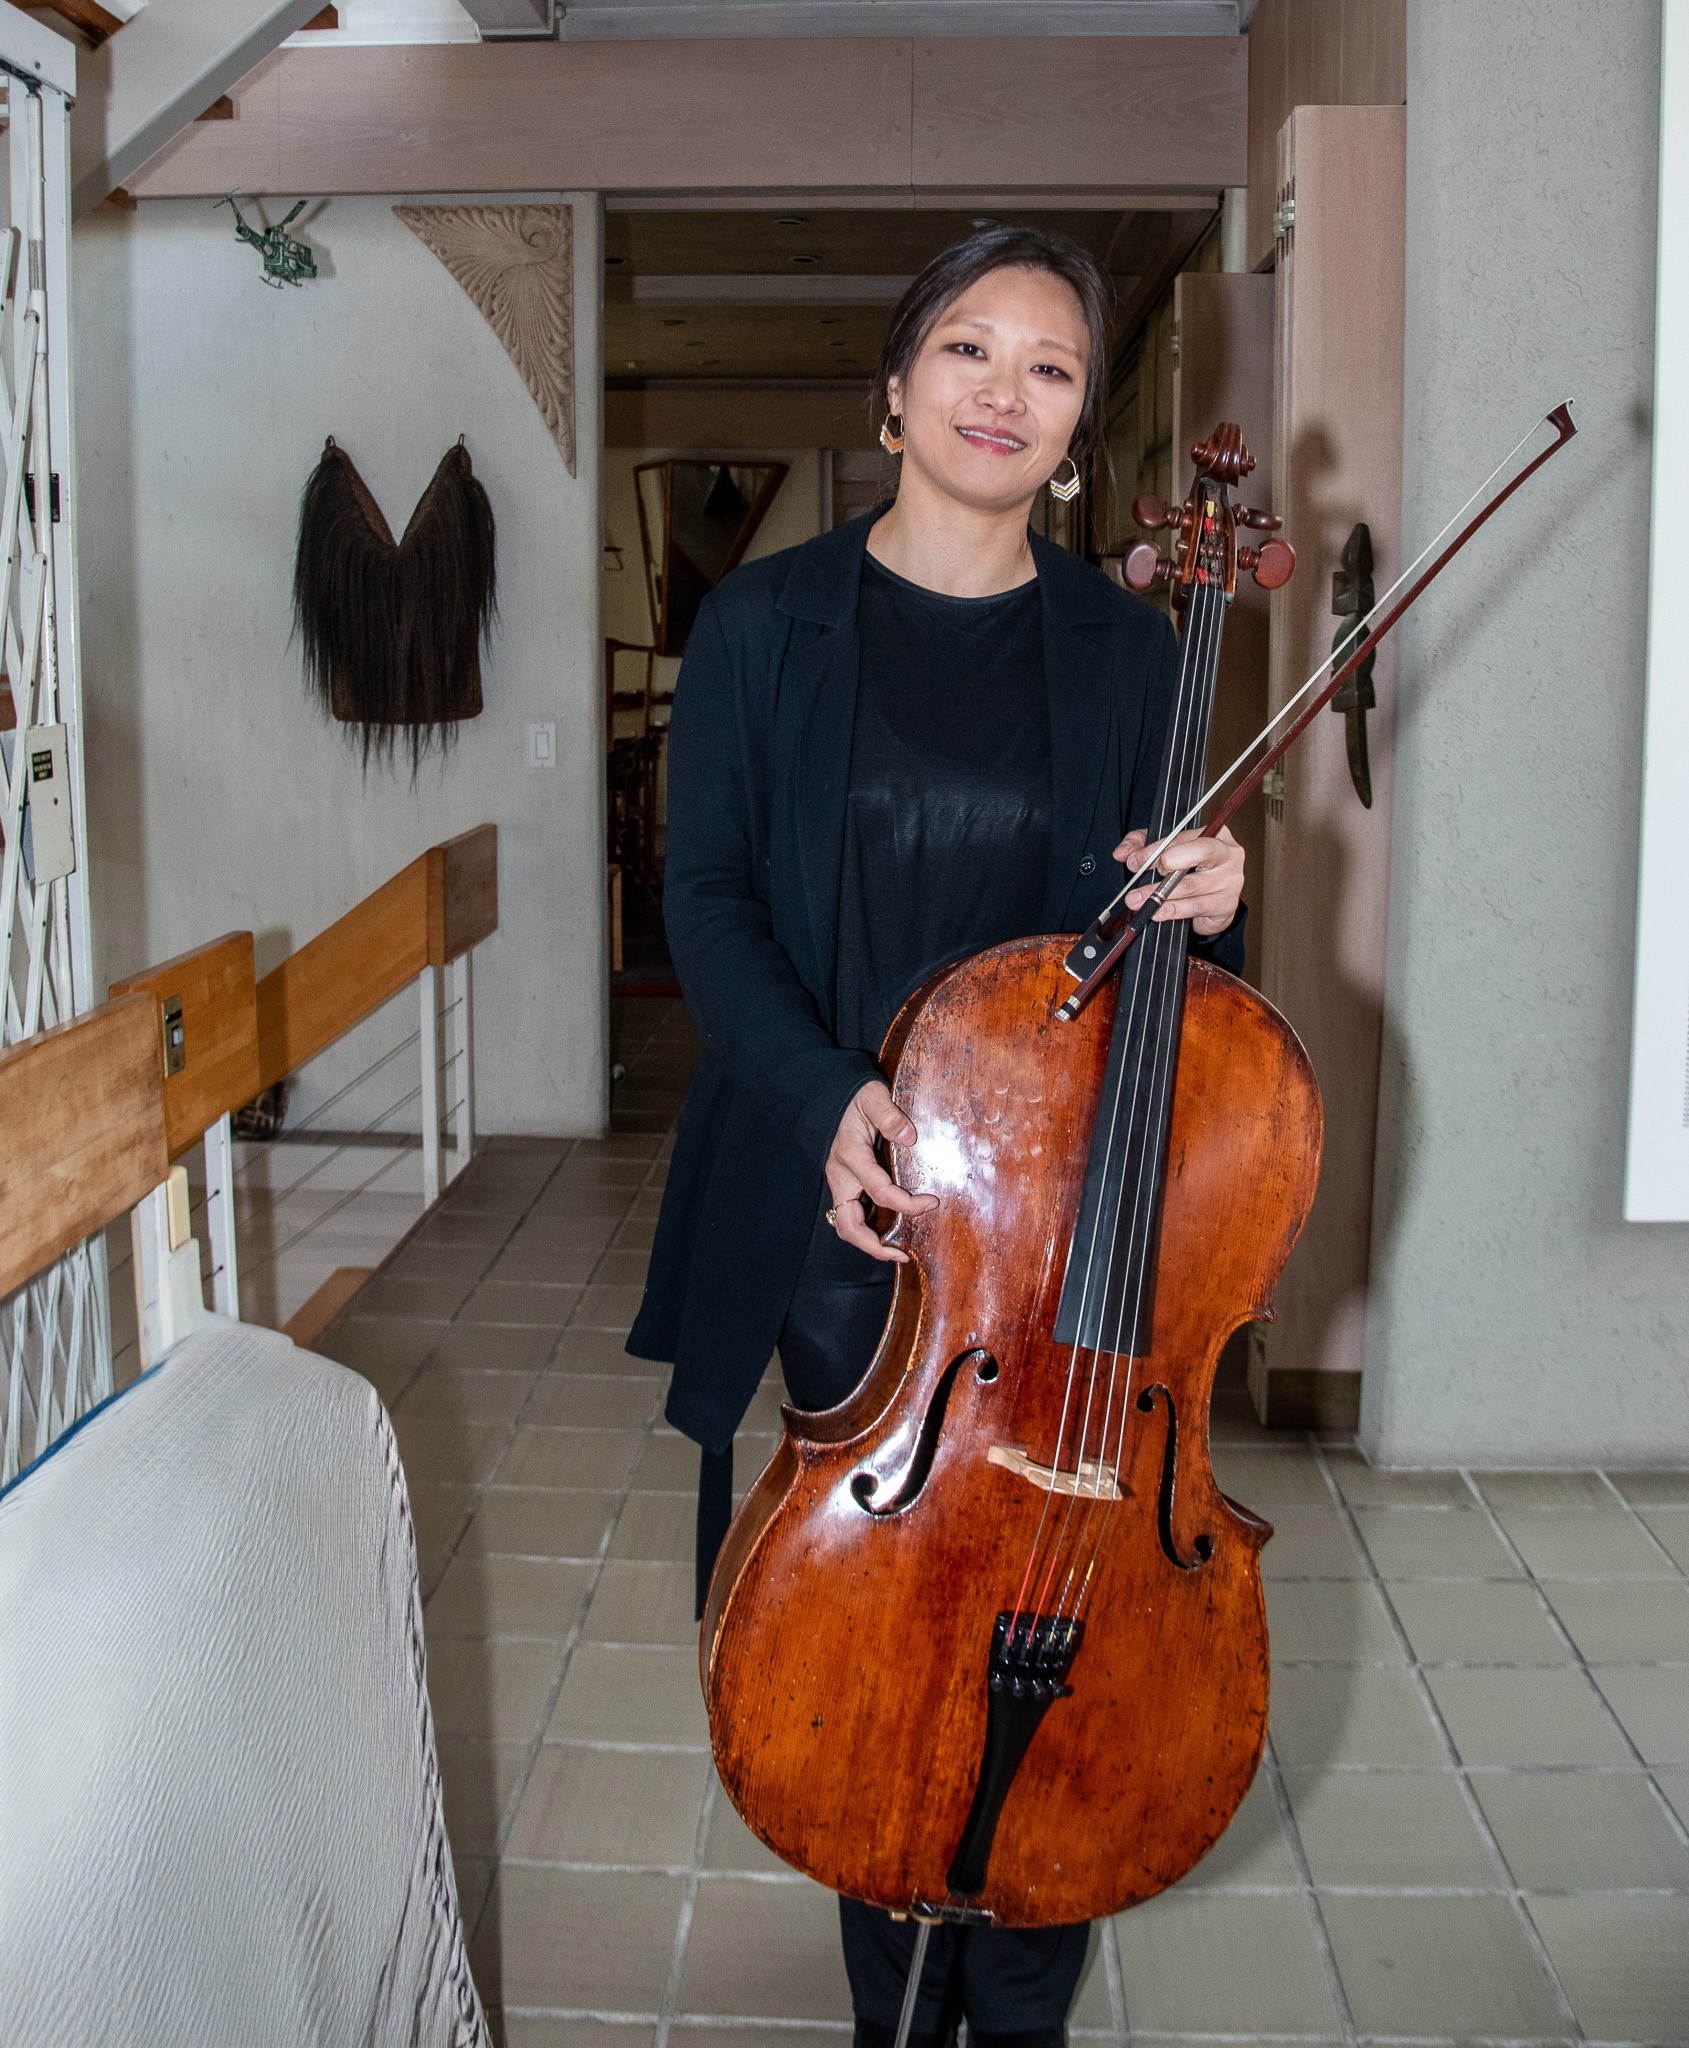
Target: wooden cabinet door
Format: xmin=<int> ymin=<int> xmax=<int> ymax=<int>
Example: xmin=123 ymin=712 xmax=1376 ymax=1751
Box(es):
xmin=1171 ymin=270 xmax=1276 ymax=989
xmin=1255 ymin=103 xmax=1405 ymax=1425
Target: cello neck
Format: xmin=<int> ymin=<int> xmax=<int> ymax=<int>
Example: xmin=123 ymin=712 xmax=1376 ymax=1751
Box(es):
xmin=1050 ymin=464 xmax=1239 ymax=1359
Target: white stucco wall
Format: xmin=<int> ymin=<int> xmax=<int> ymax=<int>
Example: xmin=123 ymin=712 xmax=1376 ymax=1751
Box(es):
xmin=1363 ymin=1 xmax=1689 ymax=1464
xmin=75 ymin=192 xmax=606 ymax=1138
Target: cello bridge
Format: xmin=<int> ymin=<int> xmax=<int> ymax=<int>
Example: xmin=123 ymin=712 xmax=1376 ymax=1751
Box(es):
xmin=986 ymin=1445 xmax=1124 ymax=1501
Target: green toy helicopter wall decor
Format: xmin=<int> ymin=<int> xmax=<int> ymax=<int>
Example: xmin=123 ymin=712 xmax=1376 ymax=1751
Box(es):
xmin=218 ymin=193 xmax=318 ymax=287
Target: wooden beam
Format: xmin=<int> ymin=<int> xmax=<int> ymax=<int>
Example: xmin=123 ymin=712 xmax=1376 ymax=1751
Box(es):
xmin=110 ymin=932 xmax=261 ymax=1161
xmin=282 ymin=1265 xmax=372 ymax=1347
xmin=606 ymin=383 xmax=877 ymax=450
xmin=252 ymin=826 xmax=500 ymax=1092
xmin=128 ymin=37 xmax=1244 ymax=199
xmin=428 ymin=823 xmax=498 ymax=966
xmin=13 ymin=0 xmax=122 ymax=47
xmin=0 ymin=995 xmax=168 ymax=1302
xmin=912 ymin=36 xmax=1245 ymax=192
xmin=254 ymin=856 xmax=430 ymax=1093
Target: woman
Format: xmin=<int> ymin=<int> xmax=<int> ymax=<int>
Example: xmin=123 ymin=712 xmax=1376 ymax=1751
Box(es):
xmin=627 ymin=226 xmax=1246 ymax=2048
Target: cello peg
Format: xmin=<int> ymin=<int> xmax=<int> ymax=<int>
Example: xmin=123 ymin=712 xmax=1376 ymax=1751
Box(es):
xmin=1244 ymin=538 xmax=1296 ymax=590
xmin=1131 ymin=493 xmax=1176 ymax=531
xmin=1235 ymin=506 xmax=1282 ymax=532
xmin=1121 ymin=540 xmax=1163 ymax=591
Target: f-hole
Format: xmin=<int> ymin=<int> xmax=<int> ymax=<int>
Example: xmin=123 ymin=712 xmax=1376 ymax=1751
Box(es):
xmin=1135 ymin=1384 xmax=1214 ymax=1571
xmin=852 ymin=1348 xmax=997 ymax=1516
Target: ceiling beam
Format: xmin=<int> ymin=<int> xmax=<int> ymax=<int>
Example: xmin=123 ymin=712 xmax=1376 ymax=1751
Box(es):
xmin=558 ymin=3 xmax=1242 ymax=34
xmin=126 ymin=34 xmax=1245 ymax=197
xmin=69 ymin=0 xmax=334 ymax=218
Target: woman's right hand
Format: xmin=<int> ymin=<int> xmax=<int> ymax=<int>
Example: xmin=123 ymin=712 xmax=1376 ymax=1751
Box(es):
xmin=825 ymin=1080 xmax=939 ymax=1263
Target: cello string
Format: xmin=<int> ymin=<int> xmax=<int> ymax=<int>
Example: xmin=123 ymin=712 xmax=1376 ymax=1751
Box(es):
xmin=1080 ymin=578 xmax=1221 ymax=1552
xmin=1054 ymin=576 xmax=1223 ymax=1619
xmin=1017 ymin=575 xmax=1220 ymax=1619
xmin=1090 ymin=412 xmax=1561 ymax=928
xmin=1036 ymin=575 xmax=1226 ymax=1620
xmin=1052 ymin=571 xmax=1224 ymax=1611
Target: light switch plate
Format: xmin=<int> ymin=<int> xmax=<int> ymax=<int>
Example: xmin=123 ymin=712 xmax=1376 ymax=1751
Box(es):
xmin=22 ymin=723 xmax=74 ymax=883
xmin=528 ymin=721 xmax=556 ymax=769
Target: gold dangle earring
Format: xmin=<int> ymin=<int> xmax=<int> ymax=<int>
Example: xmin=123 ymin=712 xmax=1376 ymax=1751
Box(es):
xmin=1049 ymin=457 xmax=1082 ymax=503
xmin=879 ymin=412 xmax=906 ymax=455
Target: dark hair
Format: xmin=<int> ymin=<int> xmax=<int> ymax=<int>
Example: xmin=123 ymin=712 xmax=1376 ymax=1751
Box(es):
xmin=872 ymin=224 xmax=1114 ymax=474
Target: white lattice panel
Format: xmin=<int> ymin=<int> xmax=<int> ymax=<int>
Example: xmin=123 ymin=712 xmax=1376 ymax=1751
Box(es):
xmin=0 ymin=46 xmax=105 ymax=1484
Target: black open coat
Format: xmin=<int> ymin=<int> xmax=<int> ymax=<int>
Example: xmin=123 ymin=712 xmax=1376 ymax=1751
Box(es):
xmin=626 ymin=512 xmax=1245 ymax=1453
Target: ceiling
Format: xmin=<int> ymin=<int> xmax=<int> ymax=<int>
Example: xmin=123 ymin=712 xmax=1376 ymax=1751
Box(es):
xmin=604 ymin=206 xmax=1218 ymax=387
xmin=467 ymin=1 xmax=1256 ymax=40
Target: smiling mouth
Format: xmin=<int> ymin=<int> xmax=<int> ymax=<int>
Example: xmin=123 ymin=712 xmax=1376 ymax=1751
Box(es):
xmin=957 ymin=426 xmax=1028 ymax=455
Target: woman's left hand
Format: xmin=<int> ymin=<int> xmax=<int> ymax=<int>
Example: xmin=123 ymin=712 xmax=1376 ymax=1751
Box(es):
xmin=1113 ymin=825 xmax=1245 ymax=937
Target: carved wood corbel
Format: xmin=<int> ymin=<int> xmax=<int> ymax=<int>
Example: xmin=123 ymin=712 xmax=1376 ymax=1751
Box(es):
xmin=394 ymin=201 xmax=576 ymax=476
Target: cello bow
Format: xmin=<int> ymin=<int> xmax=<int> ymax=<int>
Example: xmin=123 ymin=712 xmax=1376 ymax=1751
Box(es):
xmin=1056 ymin=401 xmax=1578 ymax=1021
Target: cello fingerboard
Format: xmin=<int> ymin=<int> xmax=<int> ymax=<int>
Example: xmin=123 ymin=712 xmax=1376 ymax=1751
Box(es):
xmin=1053 ymin=551 xmax=1228 ymax=1355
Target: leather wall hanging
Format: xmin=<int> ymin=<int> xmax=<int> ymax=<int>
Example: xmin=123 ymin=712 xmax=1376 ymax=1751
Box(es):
xmin=293 ymin=437 xmax=497 ymax=772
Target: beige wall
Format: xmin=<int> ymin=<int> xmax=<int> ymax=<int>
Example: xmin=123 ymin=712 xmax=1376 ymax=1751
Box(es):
xmin=1246 ymin=0 xmax=1406 ymax=269
xmin=75 ymin=192 xmax=609 ymax=1138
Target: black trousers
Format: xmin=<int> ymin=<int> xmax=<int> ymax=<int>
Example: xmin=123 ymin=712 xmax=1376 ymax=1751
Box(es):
xmin=695 ymin=1199 xmax=1089 ymax=2043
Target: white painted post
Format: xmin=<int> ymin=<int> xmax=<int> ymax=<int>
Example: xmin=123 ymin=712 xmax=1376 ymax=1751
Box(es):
xmin=419 ymin=963 xmax=441 ymax=1205
xmin=130 ymin=1166 xmax=213 ymax=1371
xmin=449 ymin=949 xmax=473 ymax=1183
xmin=202 ymin=1109 xmax=239 ymax=1318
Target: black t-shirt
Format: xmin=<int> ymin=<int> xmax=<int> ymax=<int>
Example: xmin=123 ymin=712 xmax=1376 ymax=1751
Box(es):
xmin=834 ymin=554 xmax=1054 ymax=1057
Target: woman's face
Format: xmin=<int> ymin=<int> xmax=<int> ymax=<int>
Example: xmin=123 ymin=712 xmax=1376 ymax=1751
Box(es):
xmin=888 ymin=265 xmax=1090 ymax=515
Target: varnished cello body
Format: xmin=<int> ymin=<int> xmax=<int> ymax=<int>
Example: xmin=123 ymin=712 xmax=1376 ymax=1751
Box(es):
xmin=702 ymin=937 xmax=1320 ymax=1927
xmin=697 ymin=401 xmax=1580 ymax=1935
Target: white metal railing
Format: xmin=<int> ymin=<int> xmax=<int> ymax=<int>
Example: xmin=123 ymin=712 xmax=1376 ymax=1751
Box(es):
xmin=97 ymin=953 xmax=477 ymax=1379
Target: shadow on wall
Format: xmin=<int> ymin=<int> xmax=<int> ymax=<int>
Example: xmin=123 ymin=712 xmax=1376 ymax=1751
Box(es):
xmin=1267 ymin=809 xmax=1407 ymax=1416
xmin=78 ymin=214 xmax=150 ymax=987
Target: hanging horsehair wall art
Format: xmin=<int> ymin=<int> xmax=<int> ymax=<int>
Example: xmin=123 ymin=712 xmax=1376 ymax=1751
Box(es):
xmin=293 ymin=437 xmax=497 ymax=773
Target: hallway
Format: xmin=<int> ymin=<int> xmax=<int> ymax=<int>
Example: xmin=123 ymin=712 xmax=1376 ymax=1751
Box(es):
xmin=311 ymin=1001 xmax=1689 ymax=2048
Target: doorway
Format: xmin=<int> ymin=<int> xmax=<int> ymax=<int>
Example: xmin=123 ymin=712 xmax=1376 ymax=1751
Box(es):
xmin=598 ymin=200 xmax=1229 ymax=999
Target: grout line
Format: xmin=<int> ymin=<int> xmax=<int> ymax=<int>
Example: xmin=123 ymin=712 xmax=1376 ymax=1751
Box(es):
xmin=1456 ymin=1467 xmax=1689 ymax=1863
xmin=1255 ymin=1735 xmax=1359 ymax=2048
xmin=652 ymin=1768 xmax=720 ymax=2048
xmin=1100 ymin=1909 xmax=1129 ymax=2047
xmin=1310 ymin=1442 xmax=1587 ymax=2042
xmin=434 ymin=1152 xmax=666 ymax=1941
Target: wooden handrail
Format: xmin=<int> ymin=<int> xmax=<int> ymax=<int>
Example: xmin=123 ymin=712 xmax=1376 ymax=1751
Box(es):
xmin=255 ymin=824 xmax=497 ymax=1094
xmin=110 ymin=933 xmax=260 ymax=1161
xmin=0 ymin=995 xmax=168 ymax=1301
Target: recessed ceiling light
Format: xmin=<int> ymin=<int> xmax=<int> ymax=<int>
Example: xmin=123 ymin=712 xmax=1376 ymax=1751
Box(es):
xmin=775 ymin=214 xmax=807 ymax=226
xmin=792 ymin=254 xmax=820 ymax=266
xmin=625 ymin=360 xmax=638 ymax=369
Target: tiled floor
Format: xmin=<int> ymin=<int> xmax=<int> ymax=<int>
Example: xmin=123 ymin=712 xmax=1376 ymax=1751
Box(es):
xmin=318 ymin=1001 xmax=1689 ymax=2048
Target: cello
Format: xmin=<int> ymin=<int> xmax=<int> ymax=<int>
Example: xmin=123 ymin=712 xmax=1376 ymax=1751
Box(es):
xmin=700 ymin=406 xmax=1577 ymax=1931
